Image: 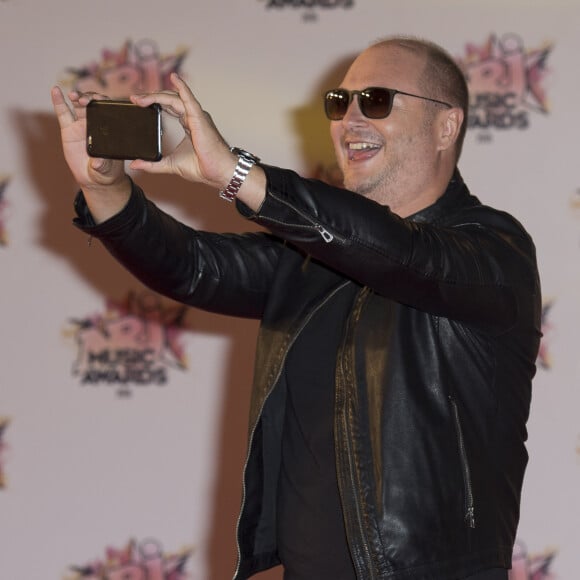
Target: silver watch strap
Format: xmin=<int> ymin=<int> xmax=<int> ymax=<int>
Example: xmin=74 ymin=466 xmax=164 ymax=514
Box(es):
xmin=219 ymin=148 xmax=259 ymax=202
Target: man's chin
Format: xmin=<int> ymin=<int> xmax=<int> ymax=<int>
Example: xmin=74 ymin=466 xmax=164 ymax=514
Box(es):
xmin=344 ymin=175 xmax=374 ymax=197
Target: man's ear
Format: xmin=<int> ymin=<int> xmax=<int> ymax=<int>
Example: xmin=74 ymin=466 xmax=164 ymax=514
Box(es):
xmin=437 ymin=108 xmax=464 ymax=152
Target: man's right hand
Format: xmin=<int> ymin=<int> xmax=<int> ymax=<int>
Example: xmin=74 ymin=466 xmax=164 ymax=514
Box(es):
xmin=51 ymin=86 xmax=131 ymax=223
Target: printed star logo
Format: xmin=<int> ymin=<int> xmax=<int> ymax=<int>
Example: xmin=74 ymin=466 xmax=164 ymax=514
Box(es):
xmin=66 ymin=39 xmax=187 ymax=99
xmin=457 ymin=34 xmax=552 ymax=133
xmin=460 ymin=33 xmax=552 ymax=112
xmin=66 ymin=291 xmax=189 ymax=396
xmin=510 ymin=541 xmax=557 ymax=579
xmin=110 ymin=291 xmax=189 ymax=368
xmin=67 ymin=538 xmax=193 ymax=579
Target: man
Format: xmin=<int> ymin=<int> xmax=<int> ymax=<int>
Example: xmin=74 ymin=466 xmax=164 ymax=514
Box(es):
xmin=52 ymin=36 xmax=541 ymax=580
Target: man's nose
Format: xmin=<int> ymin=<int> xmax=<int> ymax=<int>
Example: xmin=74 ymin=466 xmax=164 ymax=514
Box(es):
xmin=341 ymin=94 xmax=365 ymax=122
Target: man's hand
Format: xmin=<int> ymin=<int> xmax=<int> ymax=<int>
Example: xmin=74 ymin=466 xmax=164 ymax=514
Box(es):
xmin=129 ymin=73 xmax=267 ymax=211
xmin=52 ymin=73 xmax=267 ymax=216
xmin=51 ymin=86 xmax=131 ymax=223
xmin=128 ymin=73 xmax=235 ymax=188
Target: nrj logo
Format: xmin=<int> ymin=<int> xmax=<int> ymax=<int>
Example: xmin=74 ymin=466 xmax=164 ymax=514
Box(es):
xmin=66 ymin=538 xmax=193 ymax=580
xmin=457 ymin=34 xmax=552 ymax=136
xmin=67 ymin=292 xmax=189 ymax=397
xmin=0 ymin=174 xmax=10 ymax=246
xmin=0 ymin=417 xmax=9 ymax=489
xmin=262 ymin=0 xmax=354 ymax=22
xmin=509 ymin=541 xmax=557 ymax=580
xmin=66 ymin=39 xmax=187 ymax=99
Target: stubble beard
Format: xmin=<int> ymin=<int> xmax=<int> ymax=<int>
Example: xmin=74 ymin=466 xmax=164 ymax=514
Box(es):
xmin=343 ymin=157 xmax=406 ymax=208
xmin=344 ymin=122 xmax=434 ymax=210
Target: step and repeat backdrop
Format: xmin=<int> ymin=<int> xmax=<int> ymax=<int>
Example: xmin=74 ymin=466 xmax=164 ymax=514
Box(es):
xmin=1 ymin=1 xmax=578 ymax=578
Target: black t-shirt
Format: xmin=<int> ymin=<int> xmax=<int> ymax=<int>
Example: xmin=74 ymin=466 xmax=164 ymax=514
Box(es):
xmin=277 ymin=283 xmax=357 ymax=580
xmin=275 ymin=282 xmax=509 ymax=580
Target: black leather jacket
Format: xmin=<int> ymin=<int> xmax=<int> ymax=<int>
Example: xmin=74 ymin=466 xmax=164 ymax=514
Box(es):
xmin=74 ymin=166 xmax=541 ymax=580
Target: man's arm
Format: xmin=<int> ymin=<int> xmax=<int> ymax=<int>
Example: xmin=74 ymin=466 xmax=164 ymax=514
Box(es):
xmin=242 ymin=166 xmax=540 ymax=333
xmin=73 ymin=182 xmax=282 ymax=319
xmin=51 ymin=76 xmax=276 ymax=318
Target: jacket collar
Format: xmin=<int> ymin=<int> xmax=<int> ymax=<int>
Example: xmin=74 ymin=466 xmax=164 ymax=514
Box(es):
xmin=407 ymin=168 xmax=478 ymax=225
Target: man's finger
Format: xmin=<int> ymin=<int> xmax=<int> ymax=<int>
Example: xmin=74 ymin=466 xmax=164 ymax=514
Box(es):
xmin=51 ymin=86 xmax=76 ymax=128
xmin=131 ymin=92 xmax=185 ymax=118
xmin=129 ymin=158 xmax=170 ymax=174
xmin=90 ymin=157 xmax=113 ymax=174
xmin=170 ymin=73 xmax=203 ymax=118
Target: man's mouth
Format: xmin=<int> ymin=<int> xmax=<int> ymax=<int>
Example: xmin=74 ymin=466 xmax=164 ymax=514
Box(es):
xmin=346 ymin=141 xmax=381 ymax=161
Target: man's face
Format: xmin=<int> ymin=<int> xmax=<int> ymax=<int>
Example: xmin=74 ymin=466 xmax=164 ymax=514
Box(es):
xmin=330 ymin=44 xmax=442 ymax=214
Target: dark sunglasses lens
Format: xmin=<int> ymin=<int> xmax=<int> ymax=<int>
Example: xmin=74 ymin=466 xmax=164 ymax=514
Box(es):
xmin=360 ymin=88 xmax=392 ymax=119
xmin=325 ymin=88 xmax=393 ymax=120
xmin=325 ymin=90 xmax=349 ymax=120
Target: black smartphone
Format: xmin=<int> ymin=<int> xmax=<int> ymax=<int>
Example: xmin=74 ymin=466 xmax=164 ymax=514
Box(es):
xmin=86 ymin=100 xmax=162 ymax=161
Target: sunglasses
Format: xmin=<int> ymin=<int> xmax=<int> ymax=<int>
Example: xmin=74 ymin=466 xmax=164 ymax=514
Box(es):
xmin=324 ymin=86 xmax=453 ymax=120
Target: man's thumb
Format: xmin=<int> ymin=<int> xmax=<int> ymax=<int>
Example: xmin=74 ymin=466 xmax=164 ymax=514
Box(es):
xmin=90 ymin=157 xmax=113 ymax=174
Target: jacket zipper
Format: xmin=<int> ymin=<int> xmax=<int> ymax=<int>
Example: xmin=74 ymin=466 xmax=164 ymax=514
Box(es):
xmin=260 ymin=190 xmax=348 ymax=244
xmin=336 ymin=286 xmax=376 ymax=579
xmin=341 ymin=408 xmax=377 ymax=579
xmin=233 ymin=280 xmax=351 ymax=579
xmin=449 ymin=396 xmax=476 ymax=529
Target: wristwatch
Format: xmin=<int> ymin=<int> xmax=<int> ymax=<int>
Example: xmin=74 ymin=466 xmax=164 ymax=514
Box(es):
xmin=218 ymin=147 xmax=261 ymax=202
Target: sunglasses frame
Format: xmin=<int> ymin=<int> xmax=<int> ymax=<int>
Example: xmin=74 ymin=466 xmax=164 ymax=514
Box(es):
xmin=324 ymin=86 xmax=453 ymax=120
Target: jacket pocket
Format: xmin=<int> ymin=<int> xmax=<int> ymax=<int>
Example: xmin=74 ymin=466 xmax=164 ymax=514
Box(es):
xmin=449 ymin=395 xmax=476 ymax=529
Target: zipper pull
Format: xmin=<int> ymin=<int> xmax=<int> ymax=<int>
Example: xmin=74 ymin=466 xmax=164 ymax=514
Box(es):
xmin=316 ymin=224 xmax=334 ymax=243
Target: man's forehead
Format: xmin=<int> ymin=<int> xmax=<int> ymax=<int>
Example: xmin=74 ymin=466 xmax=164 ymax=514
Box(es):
xmin=342 ymin=45 xmax=425 ymax=89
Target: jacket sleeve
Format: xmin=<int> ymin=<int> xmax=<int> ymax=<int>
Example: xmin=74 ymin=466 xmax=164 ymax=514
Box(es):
xmin=237 ymin=165 xmax=540 ymax=332
xmin=73 ymin=182 xmax=282 ymax=319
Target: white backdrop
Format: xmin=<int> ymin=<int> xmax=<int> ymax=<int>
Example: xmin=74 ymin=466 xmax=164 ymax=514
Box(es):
xmin=1 ymin=1 xmax=578 ymax=579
